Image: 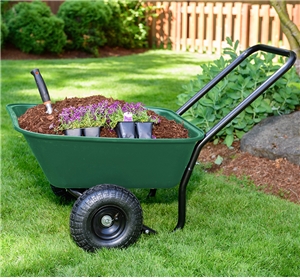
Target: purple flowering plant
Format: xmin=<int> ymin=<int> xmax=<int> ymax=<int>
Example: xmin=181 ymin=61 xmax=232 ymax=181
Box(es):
xmin=56 ymin=100 xmax=109 ymax=131
xmin=106 ymin=101 xmax=160 ymax=129
xmin=56 ymin=99 xmax=160 ymax=132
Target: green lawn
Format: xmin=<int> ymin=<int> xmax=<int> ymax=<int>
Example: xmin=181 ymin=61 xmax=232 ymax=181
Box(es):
xmin=1 ymin=50 xmax=300 ymax=277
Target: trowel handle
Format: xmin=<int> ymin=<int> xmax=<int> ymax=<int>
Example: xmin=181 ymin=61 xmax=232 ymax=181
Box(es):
xmin=30 ymin=69 xmax=51 ymax=103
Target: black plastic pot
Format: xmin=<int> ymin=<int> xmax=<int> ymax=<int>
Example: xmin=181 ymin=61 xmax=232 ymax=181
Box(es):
xmin=64 ymin=128 xmax=82 ymax=136
xmin=115 ymin=122 xmax=136 ymax=138
xmin=83 ymin=127 xmax=101 ymax=137
xmin=136 ymin=122 xmax=153 ymax=139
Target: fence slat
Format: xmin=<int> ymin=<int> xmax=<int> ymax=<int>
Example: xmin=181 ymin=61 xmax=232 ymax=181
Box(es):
xmin=241 ymin=3 xmax=250 ymax=50
xmin=216 ymin=3 xmax=223 ymax=55
xmin=261 ymin=5 xmax=270 ymax=44
xmin=181 ymin=2 xmax=188 ymax=51
xmin=207 ymin=2 xmax=214 ymax=54
xmin=189 ymin=2 xmax=196 ymax=52
xmin=233 ymin=2 xmax=242 ymax=44
xmin=162 ymin=1 xmax=170 ymax=48
xmin=225 ymin=3 xmax=233 ymax=40
xmin=271 ymin=7 xmax=281 ymax=47
xmin=176 ymin=2 xmax=182 ymax=51
xmin=197 ymin=2 xmax=205 ymax=53
xmin=170 ymin=2 xmax=177 ymax=50
xmin=249 ymin=5 xmax=259 ymax=46
xmin=282 ymin=4 xmax=294 ymax=48
xmin=294 ymin=4 xmax=300 ymax=29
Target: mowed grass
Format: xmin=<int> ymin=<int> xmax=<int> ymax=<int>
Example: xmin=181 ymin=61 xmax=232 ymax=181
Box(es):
xmin=1 ymin=50 xmax=300 ymax=277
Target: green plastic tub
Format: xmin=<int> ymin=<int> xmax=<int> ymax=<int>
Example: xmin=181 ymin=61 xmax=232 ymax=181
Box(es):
xmin=7 ymin=104 xmax=204 ymax=189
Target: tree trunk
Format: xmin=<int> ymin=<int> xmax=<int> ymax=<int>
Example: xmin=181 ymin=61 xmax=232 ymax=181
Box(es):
xmin=270 ymin=0 xmax=300 ymax=76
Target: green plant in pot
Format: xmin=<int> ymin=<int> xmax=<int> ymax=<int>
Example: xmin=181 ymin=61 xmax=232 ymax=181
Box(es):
xmin=56 ymin=100 xmax=108 ymax=137
xmin=81 ymin=101 xmax=108 ymax=137
xmin=106 ymin=101 xmax=160 ymax=138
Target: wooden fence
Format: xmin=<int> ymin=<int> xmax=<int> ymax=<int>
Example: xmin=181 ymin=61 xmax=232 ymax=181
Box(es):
xmin=147 ymin=1 xmax=300 ymax=54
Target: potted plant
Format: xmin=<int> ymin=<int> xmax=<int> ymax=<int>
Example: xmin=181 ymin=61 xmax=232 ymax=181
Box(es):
xmin=82 ymin=100 xmax=108 ymax=137
xmin=105 ymin=101 xmax=136 ymax=138
xmin=56 ymin=106 xmax=85 ymax=136
xmin=56 ymin=101 xmax=108 ymax=137
xmin=123 ymin=102 xmax=160 ymax=139
xmin=107 ymin=101 xmax=160 ymax=138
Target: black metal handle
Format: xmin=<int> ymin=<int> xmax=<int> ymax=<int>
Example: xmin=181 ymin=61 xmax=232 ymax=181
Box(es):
xmin=30 ymin=68 xmax=52 ymax=114
xmin=173 ymin=44 xmax=296 ymax=232
xmin=176 ymin=44 xmax=296 ymax=118
xmin=30 ymin=68 xmax=51 ymax=103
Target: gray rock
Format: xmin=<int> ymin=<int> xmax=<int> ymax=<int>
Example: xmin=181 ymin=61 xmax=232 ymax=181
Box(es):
xmin=240 ymin=111 xmax=300 ymax=165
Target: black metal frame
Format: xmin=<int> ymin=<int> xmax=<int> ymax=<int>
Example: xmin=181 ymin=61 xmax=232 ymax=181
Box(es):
xmin=173 ymin=44 xmax=296 ymax=231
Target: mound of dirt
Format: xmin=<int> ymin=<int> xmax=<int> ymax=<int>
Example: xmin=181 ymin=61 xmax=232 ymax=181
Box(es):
xmin=18 ymin=95 xmax=189 ymax=139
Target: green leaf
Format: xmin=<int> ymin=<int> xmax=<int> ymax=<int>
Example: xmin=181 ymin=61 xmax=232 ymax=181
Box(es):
xmin=224 ymin=134 xmax=234 ymax=147
xmin=226 ymin=37 xmax=233 ymax=46
xmin=273 ymin=93 xmax=284 ymax=102
xmin=214 ymin=155 xmax=224 ymax=165
xmin=213 ymin=138 xmax=219 ymax=145
xmin=288 ymin=82 xmax=300 ymax=89
xmin=235 ymin=130 xmax=245 ymax=139
xmin=227 ymin=92 xmax=240 ymax=100
xmin=200 ymin=98 xmax=214 ymax=107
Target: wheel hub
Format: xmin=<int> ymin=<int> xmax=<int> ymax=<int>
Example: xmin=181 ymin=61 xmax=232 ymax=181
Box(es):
xmin=92 ymin=206 xmax=126 ymax=240
xmin=101 ymin=215 xmax=113 ymax=227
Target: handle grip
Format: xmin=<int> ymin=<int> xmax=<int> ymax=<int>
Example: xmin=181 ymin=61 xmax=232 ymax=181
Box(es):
xmin=30 ymin=69 xmax=52 ymax=114
xmin=30 ymin=69 xmax=51 ymax=103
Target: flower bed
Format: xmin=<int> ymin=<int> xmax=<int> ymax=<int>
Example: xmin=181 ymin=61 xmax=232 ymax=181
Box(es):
xmin=18 ymin=95 xmax=189 ymax=138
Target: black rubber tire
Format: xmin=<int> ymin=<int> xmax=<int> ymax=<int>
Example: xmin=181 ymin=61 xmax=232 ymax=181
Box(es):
xmin=70 ymin=184 xmax=143 ymax=252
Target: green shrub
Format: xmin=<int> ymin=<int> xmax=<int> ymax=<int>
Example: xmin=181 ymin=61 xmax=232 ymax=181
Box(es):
xmin=57 ymin=0 xmax=112 ymax=56
xmin=1 ymin=15 xmax=9 ymax=47
xmin=177 ymin=38 xmax=300 ymax=147
xmin=4 ymin=1 xmax=66 ymax=54
xmin=104 ymin=0 xmax=155 ymax=49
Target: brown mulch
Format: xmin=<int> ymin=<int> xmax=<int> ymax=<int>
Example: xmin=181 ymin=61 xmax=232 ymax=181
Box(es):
xmin=2 ymin=45 xmax=299 ymax=205
xmin=18 ymin=95 xmax=188 ymax=139
xmin=199 ymin=141 xmax=300 ymax=204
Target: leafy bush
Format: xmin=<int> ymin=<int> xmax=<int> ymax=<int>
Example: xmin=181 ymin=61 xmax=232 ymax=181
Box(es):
xmin=1 ymin=15 xmax=8 ymax=47
xmin=57 ymin=0 xmax=112 ymax=56
xmin=104 ymin=0 xmax=155 ymax=49
xmin=177 ymin=38 xmax=300 ymax=146
xmin=4 ymin=1 xmax=66 ymax=54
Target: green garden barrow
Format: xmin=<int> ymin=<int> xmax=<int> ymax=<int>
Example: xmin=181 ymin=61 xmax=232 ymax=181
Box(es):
xmin=6 ymin=44 xmax=296 ymax=252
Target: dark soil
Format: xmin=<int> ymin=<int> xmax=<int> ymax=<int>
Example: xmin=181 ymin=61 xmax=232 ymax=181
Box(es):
xmin=3 ymin=45 xmax=300 ymax=205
